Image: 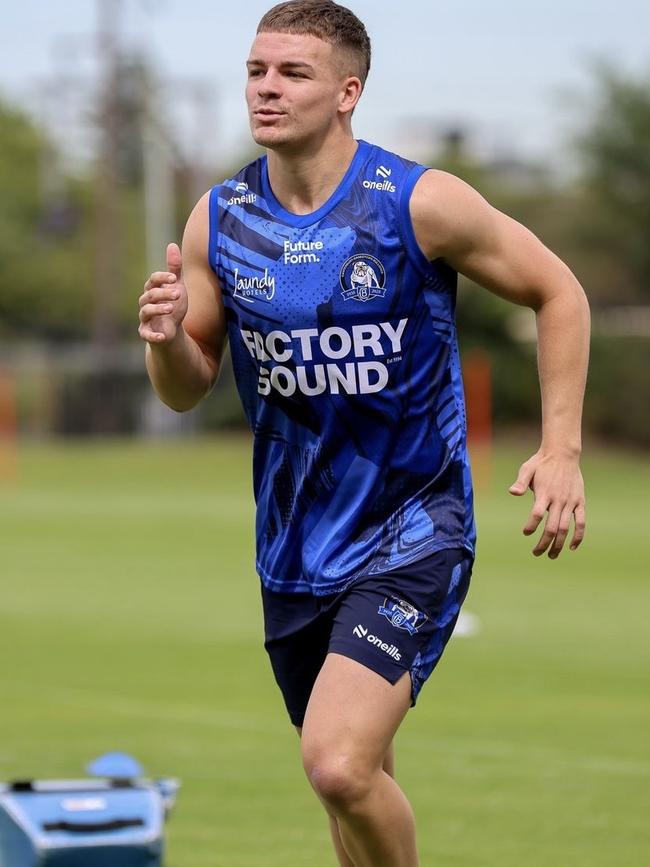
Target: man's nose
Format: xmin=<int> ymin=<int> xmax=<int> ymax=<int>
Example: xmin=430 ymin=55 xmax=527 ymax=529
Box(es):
xmin=257 ymin=70 xmax=282 ymax=98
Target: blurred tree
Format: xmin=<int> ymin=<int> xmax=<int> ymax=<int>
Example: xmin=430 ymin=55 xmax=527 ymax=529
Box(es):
xmin=574 ymin=64 xmax=650 ymax=301
xmin=0 ymin=60 xmax=156 ymax=343
xmin=0 ymin=101 xmax=95 ymax=340
xmin=429 ymin=129 xmax=536 ymax=342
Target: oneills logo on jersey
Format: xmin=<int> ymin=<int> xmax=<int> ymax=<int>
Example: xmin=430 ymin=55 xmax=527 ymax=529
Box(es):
xmin=227 ymin=181 xmax=257 ymax=206
xmin=232 ymin=267 xmax=276 ymax=304
xmin=340 ymin=255 xmax=387 ymax=303
xmin=378 ymin=597 xmax=426 ymax=635
xmin=362 ymin=166 xmax=396 ymax=192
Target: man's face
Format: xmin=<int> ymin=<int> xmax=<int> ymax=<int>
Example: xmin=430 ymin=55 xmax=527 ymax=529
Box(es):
xmin=246 ymin=31 xmax=353 ymax=151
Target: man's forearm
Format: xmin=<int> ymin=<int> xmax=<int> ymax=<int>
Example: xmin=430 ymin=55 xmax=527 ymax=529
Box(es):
xmin=535 ymin=278 xmax=591 ymax=455
xmin=145 ymin=327 xmax=218 ymax=412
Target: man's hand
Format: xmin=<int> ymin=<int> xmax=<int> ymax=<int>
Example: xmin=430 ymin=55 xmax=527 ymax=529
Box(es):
xmin=509 ymin=450 xmax=586 ymax=559
xmin=138 ymin=242 xmax=189 ymax=345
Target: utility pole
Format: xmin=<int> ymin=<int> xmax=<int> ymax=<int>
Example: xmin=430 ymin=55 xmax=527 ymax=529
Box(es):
xmin=182 ymin=79 xmax=217 ymax=203
xmin=142 ymin=76 xmax=216 ymax=273
xmin=142 ymin=88 xmax=175 ymax=275
xmin=93 ymin=0 xmax=123 ymax=348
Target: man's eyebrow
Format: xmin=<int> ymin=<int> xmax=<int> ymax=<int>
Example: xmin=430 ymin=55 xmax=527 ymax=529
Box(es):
xmin=280 ymin=61 xmax=315 ymax=70
xmin=246 ymin=59 xmax=315 ymax=71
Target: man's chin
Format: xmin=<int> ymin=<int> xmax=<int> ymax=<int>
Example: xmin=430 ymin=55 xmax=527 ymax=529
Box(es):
xmin=250 ymin=123 xmax=300 ymax=150
xmin=252 ymin=129 xmax=287 ymax=148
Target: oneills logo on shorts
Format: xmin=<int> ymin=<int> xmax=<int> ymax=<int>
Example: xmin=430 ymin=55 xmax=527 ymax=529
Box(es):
xmin=353 ymin=624 xmax=402 ymax=661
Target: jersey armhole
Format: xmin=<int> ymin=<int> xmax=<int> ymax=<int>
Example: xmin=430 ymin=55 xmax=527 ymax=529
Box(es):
xmin=208 ymin=185 xmax=220 ymax=276
xmin=399 ymin=164 xmax=436 ymax=276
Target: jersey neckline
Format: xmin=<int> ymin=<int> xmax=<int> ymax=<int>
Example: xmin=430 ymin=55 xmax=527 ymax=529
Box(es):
xmin=260 ymin=139 xmax=371 ymax=228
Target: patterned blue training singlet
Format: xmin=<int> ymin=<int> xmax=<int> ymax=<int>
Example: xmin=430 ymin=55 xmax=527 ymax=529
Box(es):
xmin=208 ymin=140 xmax=475 ymax=595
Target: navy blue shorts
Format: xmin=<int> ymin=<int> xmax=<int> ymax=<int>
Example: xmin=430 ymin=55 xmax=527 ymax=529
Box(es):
xmin=261 ymin=548 xmax=473 ymax=727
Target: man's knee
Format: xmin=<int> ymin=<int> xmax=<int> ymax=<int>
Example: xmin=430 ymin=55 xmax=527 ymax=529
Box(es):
xmin=302 ymin=743 xmax=373 ymax=811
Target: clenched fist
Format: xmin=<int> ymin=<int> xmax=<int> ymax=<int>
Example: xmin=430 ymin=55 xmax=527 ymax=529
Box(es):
xmin=138 ymin=243 xmax=189 ymax=345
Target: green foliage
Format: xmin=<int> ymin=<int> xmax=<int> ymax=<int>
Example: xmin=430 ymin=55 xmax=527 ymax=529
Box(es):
xmin=0 ymin=90 xmax=151 ymax=342
xmin=576 ymin=64 xmax=650 ymax=300
xmin=0 ymin=102 xmax=95 ymax=339
xmin=585 ymin=336 xmax=650 ymax=446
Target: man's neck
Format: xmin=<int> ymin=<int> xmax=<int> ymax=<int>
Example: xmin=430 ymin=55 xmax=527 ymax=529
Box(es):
xmin=266 ymin=133 xmax=358 ymax=215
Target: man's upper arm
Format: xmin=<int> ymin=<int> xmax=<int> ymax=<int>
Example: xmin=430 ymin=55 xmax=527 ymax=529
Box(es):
xmin=182 ymin=191 xmax=227 ymax=379
xmin=409 ymin=169 xmax=580 ymax=309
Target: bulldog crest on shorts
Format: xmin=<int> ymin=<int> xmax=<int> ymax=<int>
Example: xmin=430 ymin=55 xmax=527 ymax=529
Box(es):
xmin=378 ymin=597 xmax=426 ymax=635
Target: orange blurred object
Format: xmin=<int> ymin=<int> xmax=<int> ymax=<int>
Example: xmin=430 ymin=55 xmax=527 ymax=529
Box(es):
xmin=463 ymin=350 xmax=492 ymax=492
xmin=0 ymin=368 xmax=19 ymax=483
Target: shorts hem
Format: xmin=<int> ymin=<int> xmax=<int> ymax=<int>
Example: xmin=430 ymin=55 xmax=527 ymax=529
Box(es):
xmin=288 ymin=710 xmax=306 ymax=728
xmin=327 ymin=644 xmax=411 ymax=688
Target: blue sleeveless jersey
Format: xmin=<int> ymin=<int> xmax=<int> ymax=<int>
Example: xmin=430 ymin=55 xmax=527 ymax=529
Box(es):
xmin=209 ymin=140 xmax=475 ymax=594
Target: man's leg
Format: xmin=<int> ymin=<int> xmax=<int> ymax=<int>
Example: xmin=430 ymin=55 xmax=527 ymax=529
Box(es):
xmin=298 ymin=726 xmax=394 ymax=867
xmin=301 ymin=652 xmax=419 ymax=867
xmin=328 ymin=744 xmax=395 ymax=867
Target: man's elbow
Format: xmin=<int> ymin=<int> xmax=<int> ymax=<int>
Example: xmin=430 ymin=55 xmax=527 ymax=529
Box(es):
xmin=533 ymin=266 xmax=590 ymax=320
xmin=163 ymin=395 xmax=205 ymax=413
xmin=149 ymin=376 xmax=215 ymax=413
xmin=565 ymin=274 xmax=591 ymax=325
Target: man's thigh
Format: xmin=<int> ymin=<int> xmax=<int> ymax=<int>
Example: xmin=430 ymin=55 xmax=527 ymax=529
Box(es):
xmin=261 ymin=548 xmax=472 ymax=726
xmin=301 ymin=653 xmax=412 ymax=771
xmin=261 ymin=585 xmax=335 ymax=727
xmin=328 ymin=548 xmax=473 ymax=704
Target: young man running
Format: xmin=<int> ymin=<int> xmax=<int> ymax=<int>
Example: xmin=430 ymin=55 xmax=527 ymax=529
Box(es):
xmin=139 ymin=2 xmax=590 ymax=864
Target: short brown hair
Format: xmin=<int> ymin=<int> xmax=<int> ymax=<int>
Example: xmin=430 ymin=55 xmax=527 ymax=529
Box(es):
xmin=257 ymin=0 xmax=371 ymax=85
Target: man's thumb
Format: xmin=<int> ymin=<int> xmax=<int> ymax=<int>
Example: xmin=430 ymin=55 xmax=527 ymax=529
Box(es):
xmin=166 ymin=242 xmax=182 ymax=278
xmin=509 ymin=464 xmax=533 ymax=496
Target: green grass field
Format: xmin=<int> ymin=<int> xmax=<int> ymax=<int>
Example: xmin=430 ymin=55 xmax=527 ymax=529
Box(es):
xmin=1 ymin=437 xmax=648 ymax=866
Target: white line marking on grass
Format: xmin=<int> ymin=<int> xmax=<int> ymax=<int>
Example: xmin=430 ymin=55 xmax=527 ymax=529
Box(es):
xmin=402 ymin=733 xmax=650 ymax=778
xmin=2 ymin=681 xmax=286 ymax=735
xmin=4 ymin=680 xmax=648 ymax=778
xmin=4 ymin=492 xmax=252 ymax=521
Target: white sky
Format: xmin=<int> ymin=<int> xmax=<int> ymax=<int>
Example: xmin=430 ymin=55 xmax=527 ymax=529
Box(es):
xmin=1 ymin=0 xmax=649 ymax=167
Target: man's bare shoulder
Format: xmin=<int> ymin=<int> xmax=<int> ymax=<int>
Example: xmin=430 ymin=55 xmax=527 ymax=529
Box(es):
xmin=182 ymin=190 xmax=212 ymax=261
xmin=180 ymin=189 xmax=226 ymax=363
xmin=409 ymin=169 xmax=491 ymax=261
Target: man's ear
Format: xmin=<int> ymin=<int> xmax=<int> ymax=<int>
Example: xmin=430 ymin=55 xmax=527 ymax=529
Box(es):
xmin=339 ymin=75 xmax=363 ymax=116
